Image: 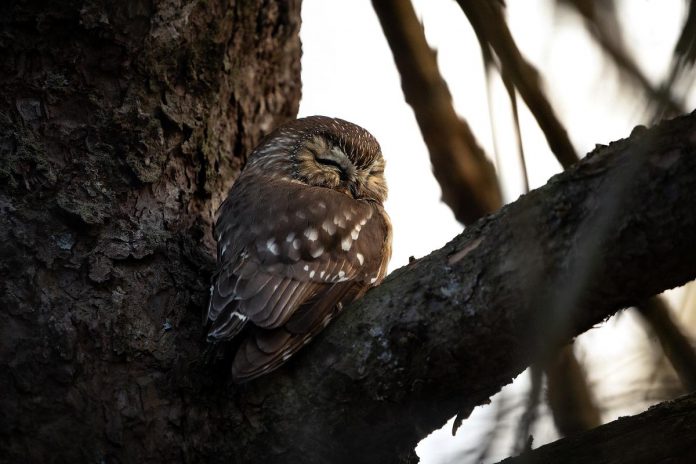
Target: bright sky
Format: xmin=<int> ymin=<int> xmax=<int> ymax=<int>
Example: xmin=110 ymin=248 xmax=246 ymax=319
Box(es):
xmin=299 ymin=1 xmax=692 ymax=462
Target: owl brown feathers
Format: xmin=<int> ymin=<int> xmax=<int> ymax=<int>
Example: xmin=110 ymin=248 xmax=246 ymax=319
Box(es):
xmin=206 ymin=116 xmax=392 ymax=382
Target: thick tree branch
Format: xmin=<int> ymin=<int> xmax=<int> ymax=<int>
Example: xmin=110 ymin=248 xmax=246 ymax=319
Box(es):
xmin=235 ymin=113 xmax=696 ymax=462
xmin=498 ymin=392 xmax=696 ymax=463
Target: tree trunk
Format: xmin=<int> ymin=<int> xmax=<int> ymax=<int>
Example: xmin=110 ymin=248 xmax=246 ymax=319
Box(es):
xmin=0 ymin=1 xmax=301 ymax=462
xmin=3 ymin=2 xmax=696 ymax=464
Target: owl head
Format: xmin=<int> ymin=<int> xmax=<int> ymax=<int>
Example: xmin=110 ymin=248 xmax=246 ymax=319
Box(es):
xmin=246 ymin=116 xmax=388 ymax=204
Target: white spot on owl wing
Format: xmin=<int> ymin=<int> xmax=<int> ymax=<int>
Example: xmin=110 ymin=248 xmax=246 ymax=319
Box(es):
xmin=343 ymin=211 xmax=352 ymax=220
xmin=322 ymin=219 xmax=336 ymax=235
xmin=370 ymin=277 xmax=378 ymax=284
xmin=282 ymin=351 xmax=292 ymax=361
xmin=359 ymin=217 xmax=368 ymax=226
xmin=356 ymin=253 xmax=364 ymax=265
xmin=296 ymin=210 xmax=307 ymax=219
xmin=293 ymin=239 xmax=301 ymax=250
xmin=286 ymin=232 xmax=296 ymax=242
xmin=213 ymin=311 xmax=248 ymax=326
xmin=341 ymin=236 xmax=352 ymax=251
xmin=338 ymin=270 xmax=346 ymax=279
xmin=318 ymin=201 xmax=326 ymax=209
xmin=335 ymin=216 xmax=346 ymax=228
xmin=310 ymin=246 xmax=324 ymax=258
xmin=309 ymin=270 xmax=316 ymax=278
xmin=221 ymin=244 xmax=228 ymax=254
xmin=266 ymin=238 xmax=279 ymax=255
xmin=350 ymin=228 xmax=360 ymax=240
xmin=209 ymin=284 xmax=214 ymax=296
xmin=319 ymin=270 xmax=325 ymax=278
xmin=303 ymin=264 xmax=309 ymax=271
xmin=304 ymin=228 xmax=318 ymax=241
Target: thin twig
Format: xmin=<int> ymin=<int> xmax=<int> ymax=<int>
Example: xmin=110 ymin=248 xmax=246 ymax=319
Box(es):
xmin=372 ymin=0 xmax=502 ymax=224
xmin=456 ymin=0 xmax=579 ymax=168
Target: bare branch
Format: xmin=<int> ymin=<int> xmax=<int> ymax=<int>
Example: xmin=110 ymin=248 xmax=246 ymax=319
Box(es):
xmin=372 ymin=0 xmax=502 ymax=223
xmin=456 ymin=0 xmax=579 ymax=168
xmin=546 ymin=344 xmax=602 ymax=436
xmin=497 ymin=392 xmax=696 ymax=464
xmin=561 ymin=0 xmax=686 ymax=117
xmin=236 ymin=112 xmax=696 ymax=463
xmin=637 ymin=296 xmax=696 ymax=392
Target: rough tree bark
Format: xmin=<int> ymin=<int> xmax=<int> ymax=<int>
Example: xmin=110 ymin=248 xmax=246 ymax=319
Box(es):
xmin=2 ymin=2 xmax=696 ymax=464
xmin=0 ymin=0 xmax=301 ymax=462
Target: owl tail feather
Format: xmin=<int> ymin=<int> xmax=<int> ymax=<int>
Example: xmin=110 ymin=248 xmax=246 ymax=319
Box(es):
xmin=206 ymin=306 xmax=248 ymax=342
xmin=230 ymin=281 xmax=365 ymax=383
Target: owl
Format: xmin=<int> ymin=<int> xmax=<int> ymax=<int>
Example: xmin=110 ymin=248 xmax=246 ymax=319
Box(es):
xmin=206 ymin=116 xmax=392 ymax=382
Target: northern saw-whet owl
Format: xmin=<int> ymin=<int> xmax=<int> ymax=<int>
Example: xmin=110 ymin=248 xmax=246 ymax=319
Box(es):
xmin=206 ymin=116 xmax=392 ymax=382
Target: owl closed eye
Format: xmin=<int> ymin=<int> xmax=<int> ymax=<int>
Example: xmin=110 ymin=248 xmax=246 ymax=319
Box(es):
xmin=205 ymin=115 xmax=392 ymax=382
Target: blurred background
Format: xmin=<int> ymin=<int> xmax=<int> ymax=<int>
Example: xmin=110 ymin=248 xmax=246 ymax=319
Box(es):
xmin=299 ymin=0 xmax=696 ymax=462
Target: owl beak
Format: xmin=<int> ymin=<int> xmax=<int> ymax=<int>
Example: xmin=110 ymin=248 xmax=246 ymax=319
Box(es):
xmin=349 ymin=182 xmax=360 ymax=198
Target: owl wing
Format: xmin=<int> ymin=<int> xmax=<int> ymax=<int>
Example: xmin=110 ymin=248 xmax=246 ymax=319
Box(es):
xmin=231 ymin=278 xmax=367 ymax=382
xmin=206 ymin=178 xmax=391 ymax=380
